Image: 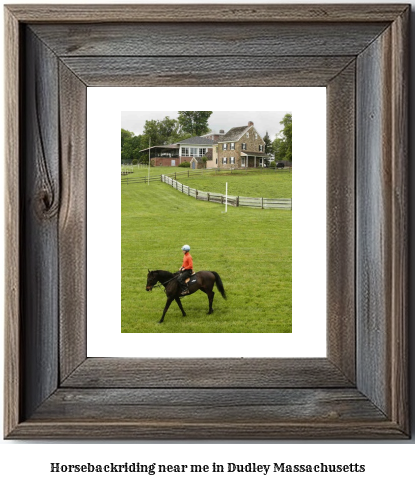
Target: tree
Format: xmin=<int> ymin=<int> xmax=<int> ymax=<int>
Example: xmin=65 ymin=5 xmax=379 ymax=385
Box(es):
xmin=121 ymin=128 xmax=134 ymax=147
xmin=121 ymin=129 xmax=145 ymax=161
xmin=143 ymin=116 xmax=189 ymax=146
xmin=263 ymin=131 xmax=273 ymax=162
xmin=272 ymin=113 xmax=292 ymax=162
xmin=177 ymin=111 xmax=213 ymax=136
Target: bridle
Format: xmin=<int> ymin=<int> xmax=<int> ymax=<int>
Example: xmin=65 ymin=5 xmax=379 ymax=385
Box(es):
xmin=147 ymin=272 xmax=177 ymax=290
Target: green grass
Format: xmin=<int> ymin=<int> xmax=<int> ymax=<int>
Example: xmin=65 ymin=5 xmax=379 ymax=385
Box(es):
xmin=176 ymin=168 xmax=292 ymax=199
xmin=122 ymin=172 xmax=292 ymax=333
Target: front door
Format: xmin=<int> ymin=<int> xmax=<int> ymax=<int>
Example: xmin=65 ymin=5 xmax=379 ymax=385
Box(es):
xmin=192 ymin=161 xmax=196 ymax=169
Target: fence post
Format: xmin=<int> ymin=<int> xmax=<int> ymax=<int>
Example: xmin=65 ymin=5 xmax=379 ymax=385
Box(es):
xmin=208 ymin=193 xmax=210 ymax=202
xmin=237 ymin=196 xmax=239 ymax=207
xmin=196 ymin=190 xmax=198 ymax=200
xmin=262 ymin=197 xmax=264 ymax=209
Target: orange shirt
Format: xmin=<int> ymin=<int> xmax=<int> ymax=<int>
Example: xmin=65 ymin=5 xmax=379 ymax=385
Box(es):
xmin=182 ymin=253 xmax=193 ymax=270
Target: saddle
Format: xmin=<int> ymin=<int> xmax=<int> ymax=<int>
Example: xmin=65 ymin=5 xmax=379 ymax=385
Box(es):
xmin=184 ymin=271 xmax=196 ymax=284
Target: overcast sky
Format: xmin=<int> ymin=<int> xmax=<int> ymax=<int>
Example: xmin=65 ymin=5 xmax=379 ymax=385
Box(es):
xmin=121 ymin=111 xmax=289 ymax=139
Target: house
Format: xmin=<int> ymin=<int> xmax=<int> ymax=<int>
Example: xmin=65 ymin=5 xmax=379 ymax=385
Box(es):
xmin=139 ymin=121 xmax=266 ymax=169
xmin=215 ymin=121 xmax=266 ymax=169
xmin=139 ymin=136 xmax=213 ymax=167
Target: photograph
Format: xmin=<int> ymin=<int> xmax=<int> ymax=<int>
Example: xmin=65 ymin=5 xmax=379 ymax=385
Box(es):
xmin=121 ymin=111 xmax=292 ymax=332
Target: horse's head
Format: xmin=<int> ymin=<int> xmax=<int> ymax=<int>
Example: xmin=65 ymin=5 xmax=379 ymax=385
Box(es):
xmin=146 ymin=270 xmax=158 ymax=291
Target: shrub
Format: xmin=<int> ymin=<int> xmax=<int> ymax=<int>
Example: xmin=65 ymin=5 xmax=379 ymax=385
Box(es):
xmin=179 ymin=161 xmax=190 ymax=168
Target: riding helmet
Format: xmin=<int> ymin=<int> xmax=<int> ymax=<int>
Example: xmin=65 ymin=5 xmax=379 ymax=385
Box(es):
xmin=181 ymin=244 xmax=191 ymax=251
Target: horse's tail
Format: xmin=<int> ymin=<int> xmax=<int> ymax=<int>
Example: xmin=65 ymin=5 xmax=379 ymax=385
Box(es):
xmin=211 ymin=272 xmax=227 ymax=300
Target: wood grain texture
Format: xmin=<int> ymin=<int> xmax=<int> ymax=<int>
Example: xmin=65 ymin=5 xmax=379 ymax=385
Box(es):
xmin=6 ymin=4 xmax=409 ymax=23
xmin=7 ymin=421 xmax=406 ymax=441
xmin=356 ymin=11 xmax=408 ymax=429
xmin=21 ymin=28 xmax=60 ymax=420
xmin=389 ymin=8 xmax=409 ymax=433
xmin=60 ymin=56 xmax=355 ymax=87
xmin=4 ymin=4 xmax=410 ymax=440
xmin=58 ymin=63 xmax=87 ymax=381
xmin=4 ymin=6 xmax=21 ymax=438
xmin=357 ymin=33 xmax=387 ymax=414
xmin=326 ymin=62 xmax=356 ymax=383
xmin=32 ymin=388 xmax=386 ymax=423
xmin=31 ymin=22 xmax=388 ymax=57
xmin=62 ymin=358 xmax=352 ymax=388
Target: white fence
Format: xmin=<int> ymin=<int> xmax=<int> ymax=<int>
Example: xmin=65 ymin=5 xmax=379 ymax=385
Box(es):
xmin=161 ymin=175 xmax=292 ymax=210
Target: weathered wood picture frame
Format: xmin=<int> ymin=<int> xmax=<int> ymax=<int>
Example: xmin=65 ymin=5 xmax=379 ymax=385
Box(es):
xmin=4 ymin=4 xmax=409 ymax=439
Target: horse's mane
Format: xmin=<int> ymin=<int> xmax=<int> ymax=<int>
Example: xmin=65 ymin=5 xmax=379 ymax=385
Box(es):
xmin=153 ymin=270 xmax=177 ymax=278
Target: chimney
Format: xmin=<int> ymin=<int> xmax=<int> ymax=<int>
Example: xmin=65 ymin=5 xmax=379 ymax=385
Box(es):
xmin=219 ymin=130 xmax=225 ymax=134
xmin=248 ymin=121 xmax=254 ymax=126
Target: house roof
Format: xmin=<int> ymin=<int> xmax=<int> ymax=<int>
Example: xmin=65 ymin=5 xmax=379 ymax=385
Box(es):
xmin=217 ymin=125 xmax=251 ymax=143
xmin=138 ymin=144 xmax=178 ymax=152
xmin=175 ymin=136 xmax=214 ymax=146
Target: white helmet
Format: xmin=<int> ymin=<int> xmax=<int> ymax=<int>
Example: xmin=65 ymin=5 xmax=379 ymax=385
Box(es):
xmin=181 ymin=244 xmax=191 ymax=251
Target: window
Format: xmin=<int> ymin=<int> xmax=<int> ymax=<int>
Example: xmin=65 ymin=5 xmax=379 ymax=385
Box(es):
xmin=241 ymin=157 xmax=246 ymax=167
xmin=223 ymin=143 xmax=227 ymax=150
xmin=230 ymin=157 xmax=235 ymax=164
xmin=230 ymin=142 xmax=235 ymax=150
xmin=259 ymin=145 xmax=263 ymax=152
xmin=186 ymin=147 xmax=207 ymax=157
xmin=242 ymin=143 xmax=247 ymax=150
xmin=223 ymin=157 xmax=227 ymax=164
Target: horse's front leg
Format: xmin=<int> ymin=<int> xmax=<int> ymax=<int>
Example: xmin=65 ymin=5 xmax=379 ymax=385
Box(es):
xmin=175 ymin=297 xmax=186 ymax=317
xmin=159 ymin=297 xmax=174 ymax=323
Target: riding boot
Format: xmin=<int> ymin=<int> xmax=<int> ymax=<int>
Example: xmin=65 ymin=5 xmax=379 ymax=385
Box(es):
xmin=177 ymin=275 xmax=189 ymax=295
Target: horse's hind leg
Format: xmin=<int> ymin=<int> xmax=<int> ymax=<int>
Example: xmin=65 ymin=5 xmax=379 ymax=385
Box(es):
xmin=175 ymin=297 xmax=186 ymax=317
xmin=207 ymin=290 xmax=215 ymax=314
xmin=159 ymin=297 xmax=174 ymax=323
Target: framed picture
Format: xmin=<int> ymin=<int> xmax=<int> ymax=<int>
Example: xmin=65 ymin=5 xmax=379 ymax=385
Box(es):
xmin=4 ymin=4 xmax=409 ymax=439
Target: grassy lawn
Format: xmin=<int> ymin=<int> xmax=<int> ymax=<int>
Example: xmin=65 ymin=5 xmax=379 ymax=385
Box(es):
xmin=122 ymin=173 xmax=292 ymax=333
xmin=176 ymin=168 xmax=292 ymax=199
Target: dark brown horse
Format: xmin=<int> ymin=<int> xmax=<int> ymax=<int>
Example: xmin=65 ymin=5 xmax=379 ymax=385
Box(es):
xmin=146 ymin=269 xmax=227 ymax=323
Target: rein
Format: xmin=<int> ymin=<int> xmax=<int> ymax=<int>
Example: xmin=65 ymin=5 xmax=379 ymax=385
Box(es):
xmin=152 ymin=273 xmax=178 ymax=289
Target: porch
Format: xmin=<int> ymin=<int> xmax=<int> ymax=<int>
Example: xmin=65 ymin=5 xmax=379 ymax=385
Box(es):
xmin=241 ymin=151 xmax=266 ymax=168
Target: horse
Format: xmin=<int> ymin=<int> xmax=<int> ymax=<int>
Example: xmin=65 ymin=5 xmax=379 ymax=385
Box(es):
xmin=146 ymin=269 xmax=227 ymax=323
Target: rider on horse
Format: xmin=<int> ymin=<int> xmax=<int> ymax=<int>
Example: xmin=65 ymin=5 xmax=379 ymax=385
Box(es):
xmin=177 ymin=244 xmax=193 ymax=294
